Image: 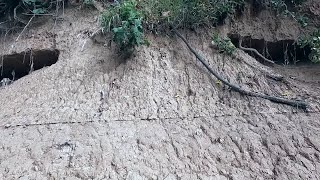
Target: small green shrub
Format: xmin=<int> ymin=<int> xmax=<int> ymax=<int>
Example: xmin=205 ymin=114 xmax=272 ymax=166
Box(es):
xmin=270 ymin=0 xmax=308 ymax=27
xmin=139 ymin=0 xmax=245 ymax=31
xmin=298 ymin=30 xmax=320 ymax=63
xmin=83 ymin=0 xmax=94 ymax=6
xmin=215 ymin=0 xmax=245 ymax=18
xmin=101 ymin=0 xmax=145 ymax=52
xmin=100 ymin=0 xmax=246 ymax=53
xmin=296 ymin=14 xmax=308 ymax=27
xmin=23 ymin=0 xmax=47 ymax=14
xmin=212 ymin=33 xmax=236 ymax=55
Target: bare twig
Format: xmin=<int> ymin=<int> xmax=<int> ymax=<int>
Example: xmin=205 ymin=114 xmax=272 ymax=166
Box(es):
xmin=61 ymin=0 xmax=65 ymax=17
xmin=81 ymin=28 xmax=102 ymax=51
xmin=1 ymin=55 xmax=3 ymax=76
xmin=29 ymin=49 xmax=34 ymax=74
xmin=92 ymin=0 xmax=105 ymax=13
xmin=14 ymin=2 xmax=28 ymax=25
xmin=89 ymin=28 xmax=103 ymax=39
xmin=173 ymin=29 xmax=308 ymax=109
xmin=16 ymin=14 xmax=35 ymax=41
xmin=0 ymin=20 xmax=9 ymax=25
xmin=238 ymin=37 xmax=275 ymax=64
xmin=22 ymin=13 xmax=55 ymax=16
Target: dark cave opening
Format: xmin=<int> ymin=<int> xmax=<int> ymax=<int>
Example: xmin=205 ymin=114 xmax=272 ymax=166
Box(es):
xmin=0 ymin=49 xmax=59 ymax=86
xmin=228 ymin=34 xmax=312 ymax=65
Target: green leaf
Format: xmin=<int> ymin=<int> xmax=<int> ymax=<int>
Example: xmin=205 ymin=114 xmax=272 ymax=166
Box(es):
xmin=24 ymin=0 xmax=37 ymax=5
xmin=32 ymin=8 xmax=45 ymax=14
xmin=100 ymin=0 xmax=145 ymax=52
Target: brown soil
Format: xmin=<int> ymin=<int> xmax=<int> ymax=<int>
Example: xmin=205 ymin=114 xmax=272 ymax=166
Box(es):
xmin=0 ymin=2 xmax=319 ymax=180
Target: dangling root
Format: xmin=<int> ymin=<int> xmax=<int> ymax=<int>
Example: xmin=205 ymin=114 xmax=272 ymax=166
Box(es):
xmin=238 ymin=37 xmax=275 ymax=64
xmin=173 ymin=29 xmax=308 ymax=110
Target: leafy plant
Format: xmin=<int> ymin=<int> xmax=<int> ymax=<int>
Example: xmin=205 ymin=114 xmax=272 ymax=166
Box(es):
xmin=212 ymin=33 xmax=236 ymax=55
xmin=296 ymin=14 xmax=308 ymax=27
xmin=101 ymin=0 xmax=145 ymax=52
xmin=270 ymin=0 xmax=308 ymax=27
xmin=298 ymin=30 xmax=320 ymax=63
xmin=23 ymin=0 xmax=47 ymax=14
xmin=83 ymin=0 xmax=94 ymax=6
xmin=214 ymin=0 xmax=245 ymax=19
xmin=138 ymin=0 xmax=245 ymax=31
xmin=23 ymin=0 xmax=39 ymax=5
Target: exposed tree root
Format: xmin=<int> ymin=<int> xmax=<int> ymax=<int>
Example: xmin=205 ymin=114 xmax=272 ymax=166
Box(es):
xmin=238 ymin=37 xmax=276 ymax=64
xmin=173 ymin=29 xmax=308 ymax=110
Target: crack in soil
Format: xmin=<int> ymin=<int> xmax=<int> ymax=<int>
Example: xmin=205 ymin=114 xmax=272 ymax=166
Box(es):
xmin=1 ymin=111 xmax=319 ymax=130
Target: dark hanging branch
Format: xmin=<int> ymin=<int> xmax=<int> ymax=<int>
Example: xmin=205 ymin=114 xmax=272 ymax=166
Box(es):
xmin=172 ymin=29 xmax=308 ymax=110
xmin=238 ymin=37 xmax=275 ymax=64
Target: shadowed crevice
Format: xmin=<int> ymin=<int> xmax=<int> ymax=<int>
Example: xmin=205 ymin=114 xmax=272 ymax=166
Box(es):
xmin=228 ymin=34 xmax=311 ymax=65
xmin=0 ymin=49 xmax=59 ymax=85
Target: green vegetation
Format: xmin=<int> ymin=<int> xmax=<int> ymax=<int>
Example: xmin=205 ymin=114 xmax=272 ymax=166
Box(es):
xmin=298 ymin=30 xmax=320 ymax=63
xmin=83 ymin=0 xmax=94 ymax=6
xmin=101 ymin=0 xmax=245 ymax=52
xmin=269 ymin=0 xmax=308 ymax=27
xmin=212 ymin=33 xmax=236 ymax=55
xmin=101 ymin=0 xmax=145 ymax=52
xmin=140 ymin=0 xmax=245 ymax=30
xmin=99 ymin=0 xmax=310 ymax=56
xmin=1 ymin=0 xmax=315 ymax=61
xmin=23 ymin=0 xmax=48 ymax=14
